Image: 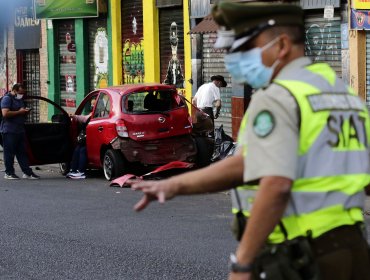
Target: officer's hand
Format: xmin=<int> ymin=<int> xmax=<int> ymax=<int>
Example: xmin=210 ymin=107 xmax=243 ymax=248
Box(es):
xmin=130 ymin=179 xmax=176 ymax=211
xmin=228 ymin=272 xmax=252 ymax=280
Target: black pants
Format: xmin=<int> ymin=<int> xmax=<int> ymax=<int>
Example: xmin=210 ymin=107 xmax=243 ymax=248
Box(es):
xmin=200 ymin=107 xmax=214 ymax=137
xmin=311 ymin=224 xmax=370 ymax=280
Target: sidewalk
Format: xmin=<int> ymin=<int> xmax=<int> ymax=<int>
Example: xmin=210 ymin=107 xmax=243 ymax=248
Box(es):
xmin=0 ymin=148 xmax=61 ymax=174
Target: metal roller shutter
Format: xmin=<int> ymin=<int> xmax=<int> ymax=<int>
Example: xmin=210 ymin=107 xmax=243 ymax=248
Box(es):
xmin=159 ymin=7 xmax=185 ymax=88
xmin=57 ymin=20 xmax=77 ymax=114
xmin=304 ymin=13 xmax=342 ymax=77
xmin=122 ymin=0 xmax=144 ymax=84
xmin=366 ymin=33 xmax=370 ymax=108
xmin=88 ymin=18 xmax=108 ymax=91
xmin=17 ymin=50 xmax=40 ymax=123
xmin=202 ymin=34 xmax=232 ymax=136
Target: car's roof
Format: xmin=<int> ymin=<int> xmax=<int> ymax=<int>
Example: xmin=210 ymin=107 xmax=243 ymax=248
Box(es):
xmin=103 ymin=83 xmax=177 ymax=96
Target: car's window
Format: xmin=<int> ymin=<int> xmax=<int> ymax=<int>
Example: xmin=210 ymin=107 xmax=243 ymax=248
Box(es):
xmin=124 ymin=90 xmax=185 ymax=113
xmin=80 ymin=96 xmax=97 ymax=117
xmin=94 ymin=93 xmax=111 ymax=118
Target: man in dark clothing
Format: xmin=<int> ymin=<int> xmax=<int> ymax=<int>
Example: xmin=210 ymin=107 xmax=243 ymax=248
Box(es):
xmin=0 ymin=83 xmax=40 ymax=179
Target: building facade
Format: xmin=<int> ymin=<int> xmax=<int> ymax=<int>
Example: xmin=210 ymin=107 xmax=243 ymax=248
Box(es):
xmin=0 ymin=0 xmax=48 ymax=122
xmin=1 ymin=0 xmax=368 ymax=140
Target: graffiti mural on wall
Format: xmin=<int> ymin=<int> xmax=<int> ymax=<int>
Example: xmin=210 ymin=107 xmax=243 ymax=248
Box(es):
xmin=94 ymin=27 xmax=109 ymax=88
xmin=123 ymin=39 xmax=144 ymax=84
xmin=122 ymin=0 xmax=144 ymax=84
xmin=163 ymin=22 xmax=184 ymax=88
xmin=305 ymin=22 xmax=341 ymax=62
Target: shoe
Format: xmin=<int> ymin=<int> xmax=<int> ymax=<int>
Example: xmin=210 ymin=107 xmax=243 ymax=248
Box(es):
xmin=4 ymin=173 xmax=20 ymax=180
xmin=69 ymin=171 xmax=84 ymax=177
xmin=66 ymin=170 xmax=75 ymax=177
xmin=22 ymin=172 xmax=40 ymax=179
xmin=70 ymin=174 xmax=86 ymax=179
xmin=69 ymin=171 xmax=86 ymax=179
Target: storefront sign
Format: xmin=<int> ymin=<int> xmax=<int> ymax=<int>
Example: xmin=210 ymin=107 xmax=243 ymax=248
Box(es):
xmin=352 ymin=0 xmax=370 ymax=10
xmin=324 ymin=5 xmax=334 ymax=19
xmin=350 ymin=8 xmax=370 ymax=29
xmin=34 ymin=0 xmax=98 ymax=19
xmin=15 ymin=0 xmax=41 ymax=49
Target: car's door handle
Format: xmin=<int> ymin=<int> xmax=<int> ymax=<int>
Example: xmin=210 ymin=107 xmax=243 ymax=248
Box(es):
xmin=98 ymin=126 xmax=104 ymax=132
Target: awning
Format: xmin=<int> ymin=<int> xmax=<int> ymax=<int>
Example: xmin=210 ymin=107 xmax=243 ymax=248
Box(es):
xmin=189 ymin=15 xmax=218 ymax=34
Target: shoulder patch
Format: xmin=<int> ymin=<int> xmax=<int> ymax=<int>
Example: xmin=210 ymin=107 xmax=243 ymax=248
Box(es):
xmin=253 ymin=110 xmax=275 ymax=137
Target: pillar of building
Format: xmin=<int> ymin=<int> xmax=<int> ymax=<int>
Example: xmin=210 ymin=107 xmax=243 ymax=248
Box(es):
xmin=108 ymin=0 xmax=122 ymax=85
xmin=143 ymin=0 xmax=160 ymax=83
xmin=349 ymin=29 xmax=366 ymax=101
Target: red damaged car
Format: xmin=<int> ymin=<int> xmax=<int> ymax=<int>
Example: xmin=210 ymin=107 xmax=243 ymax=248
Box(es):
xmin=23 ymin=83 xmax=213 ymax=180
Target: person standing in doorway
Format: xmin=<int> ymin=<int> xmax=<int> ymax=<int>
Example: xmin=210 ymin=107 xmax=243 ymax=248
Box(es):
xmin=0 ymin=83 xmax=40 ymax=179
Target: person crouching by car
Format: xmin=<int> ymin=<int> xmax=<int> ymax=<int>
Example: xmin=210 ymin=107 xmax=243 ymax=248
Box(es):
xmin=66 ymin=99 xmax=96 ymax=179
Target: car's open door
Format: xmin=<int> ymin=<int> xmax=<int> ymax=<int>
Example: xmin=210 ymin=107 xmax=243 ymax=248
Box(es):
xmin=23 ymin=96 xmax=73 ymax=166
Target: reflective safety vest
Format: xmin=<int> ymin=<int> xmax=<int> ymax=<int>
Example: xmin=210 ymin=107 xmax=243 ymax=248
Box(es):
xmin=233 ymin=62 xmax=370 ymax=244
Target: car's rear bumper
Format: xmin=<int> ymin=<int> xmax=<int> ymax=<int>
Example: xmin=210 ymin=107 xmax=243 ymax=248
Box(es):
xmin=116 ymin=134 xmax=197 ymax=165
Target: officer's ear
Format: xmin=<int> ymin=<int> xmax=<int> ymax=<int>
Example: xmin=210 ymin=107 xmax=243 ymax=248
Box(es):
xmin=277 ymin=34 xmax=292 ymax=60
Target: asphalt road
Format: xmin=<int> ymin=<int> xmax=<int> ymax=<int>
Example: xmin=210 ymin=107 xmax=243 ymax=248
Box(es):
xmin=0 ymin=161 xmax=237 ymax=280
xmin=0 ymin=157 xmax=369 ymax=280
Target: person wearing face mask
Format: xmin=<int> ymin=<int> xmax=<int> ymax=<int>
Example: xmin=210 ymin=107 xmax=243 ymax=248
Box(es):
xmin=125 ymin=2 xmax=370 ymax=280
xmin=0 ymin=83 xmax=40 ymax=179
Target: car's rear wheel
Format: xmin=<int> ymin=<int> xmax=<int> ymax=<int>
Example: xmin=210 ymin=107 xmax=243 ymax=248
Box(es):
xmin=103 ymin=149 xmax=125 ymax=181
xmin=59 ymin=162 xmax=70 ymax=176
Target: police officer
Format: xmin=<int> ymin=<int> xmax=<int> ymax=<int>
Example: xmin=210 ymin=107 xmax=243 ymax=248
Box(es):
xmin=129 ymin=2 xmax=370 ymax=280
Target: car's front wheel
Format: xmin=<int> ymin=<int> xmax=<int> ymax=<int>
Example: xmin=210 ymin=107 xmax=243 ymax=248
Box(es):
xmin=103 ymin=149 xmax=125 ymax=181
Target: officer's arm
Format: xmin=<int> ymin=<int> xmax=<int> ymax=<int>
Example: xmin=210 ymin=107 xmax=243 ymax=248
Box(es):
xmin=131 ymin=153 xmax=244 ymax=211
xmin=173 ymin=153 xmax=243 ymax=194
xmin=234 ymin=176 xmax=292 ymax=267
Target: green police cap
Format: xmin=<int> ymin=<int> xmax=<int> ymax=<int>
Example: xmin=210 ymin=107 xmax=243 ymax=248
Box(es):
xmin=212 ymin=1 xmax=304 ymax=50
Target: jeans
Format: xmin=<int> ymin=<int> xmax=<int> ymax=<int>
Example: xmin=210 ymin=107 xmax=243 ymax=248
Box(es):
xmin=70 ymin=145 xmax=87 ymax=173
xmin=2 ymin=132 xmax=32 ymax=175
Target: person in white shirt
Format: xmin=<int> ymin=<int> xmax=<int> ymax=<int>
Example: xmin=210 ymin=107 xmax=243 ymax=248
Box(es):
xmin=192 ymin=75 xmax=227 ymax=124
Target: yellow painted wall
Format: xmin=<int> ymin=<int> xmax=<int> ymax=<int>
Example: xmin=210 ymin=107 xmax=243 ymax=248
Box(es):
xmin=110 ymin=0 xmax=122 ymax=85
xmin=142 ymin=0 xmax=192 ymax=102
xmin=143 ymin=0 xmax=160 ymax=82
xmin=183 ymin=0 xmax=192 ymax=102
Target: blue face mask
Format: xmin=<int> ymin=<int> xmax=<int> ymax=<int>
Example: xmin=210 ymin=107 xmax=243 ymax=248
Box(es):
xmin=224 ymin=37 xmax=280 ymax=89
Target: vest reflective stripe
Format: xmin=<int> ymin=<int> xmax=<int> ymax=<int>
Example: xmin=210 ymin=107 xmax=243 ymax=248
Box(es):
xmin=268 ymin=206 xmax=364 ymax=244
xmin=234 ymin=62 xmax=370 ymax=244
xmin=232 ymin=179 xmax=365 ymax=217
xmin=237 ymin=113 xmax=249 ymax=157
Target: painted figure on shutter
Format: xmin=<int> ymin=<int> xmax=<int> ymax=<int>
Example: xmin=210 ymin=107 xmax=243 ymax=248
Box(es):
xmin=163 ymin=22 xmax=185 ymax=88
xmin=93 ymin=28 xmax=109 ymax=89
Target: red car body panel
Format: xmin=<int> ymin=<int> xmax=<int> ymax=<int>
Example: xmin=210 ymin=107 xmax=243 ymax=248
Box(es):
xmin=21 ymin=84 xmax=213 ymax=179
xmin=76 ymin=84 xmax=197 ymax=169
